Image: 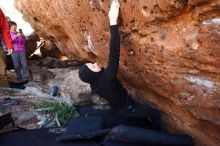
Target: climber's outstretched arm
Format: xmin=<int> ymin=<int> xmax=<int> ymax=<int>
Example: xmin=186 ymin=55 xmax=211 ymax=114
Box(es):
xmin=103 ymin=0 xmax=120 ymax=81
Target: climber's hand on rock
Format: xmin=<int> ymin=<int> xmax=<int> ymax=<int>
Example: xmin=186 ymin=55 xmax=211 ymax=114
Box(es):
xmin=108 ymin=0 xmax=120 ymax=25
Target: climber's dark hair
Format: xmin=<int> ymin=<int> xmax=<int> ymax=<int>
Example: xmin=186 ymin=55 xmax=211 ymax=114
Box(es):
xmin=8 ymin=21 xmax=17 ymax=28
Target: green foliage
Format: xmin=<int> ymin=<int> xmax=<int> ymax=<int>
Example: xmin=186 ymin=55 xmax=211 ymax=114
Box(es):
xmin=36 ymin=102 xmax=76 ymax=123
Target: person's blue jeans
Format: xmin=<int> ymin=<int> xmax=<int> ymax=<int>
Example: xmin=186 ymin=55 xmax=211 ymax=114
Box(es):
xmin=11 ymin=52 xmax=29 ymax=81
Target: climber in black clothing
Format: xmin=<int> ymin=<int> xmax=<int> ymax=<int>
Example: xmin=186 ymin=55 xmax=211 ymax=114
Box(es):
xmin=78 ymin=0 xmax=161 ymax=130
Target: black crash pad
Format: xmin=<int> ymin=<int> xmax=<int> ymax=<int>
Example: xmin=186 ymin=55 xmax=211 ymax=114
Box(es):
xmin=58 ymin=116 xmax=110 ymax=141
xmin=103 ymin=141 xmax=152 ymax=146
xmin=0 ymin=128 xmax=99 ymax=146
xmin=105 ymin=125 xmax=194 ymax=146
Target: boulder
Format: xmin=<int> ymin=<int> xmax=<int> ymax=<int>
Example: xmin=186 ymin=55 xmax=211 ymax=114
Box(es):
xmin=15 ymin=1 xmax=220 ymax=145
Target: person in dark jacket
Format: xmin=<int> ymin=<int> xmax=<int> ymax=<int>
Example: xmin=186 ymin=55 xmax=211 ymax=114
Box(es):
xmin=78 ymin=0 xmax=161 ymax=130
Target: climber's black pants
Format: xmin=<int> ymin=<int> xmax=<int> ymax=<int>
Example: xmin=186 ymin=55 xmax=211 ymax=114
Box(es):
xmin=116 ymin=97 xmax=162 ymax=130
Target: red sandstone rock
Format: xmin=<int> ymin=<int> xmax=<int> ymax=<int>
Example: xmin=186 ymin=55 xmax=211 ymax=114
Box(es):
xmin=15 ymin=0 xmax=220 ymax=146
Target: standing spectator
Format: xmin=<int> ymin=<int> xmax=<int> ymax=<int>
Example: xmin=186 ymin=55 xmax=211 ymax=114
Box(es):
xmin=0 ymin=9 xmax=13 ymax=87
xmin=9 ymin=21 xmax=29 ymax=83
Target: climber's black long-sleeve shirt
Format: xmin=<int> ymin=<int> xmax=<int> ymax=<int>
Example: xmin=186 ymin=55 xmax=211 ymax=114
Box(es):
xmin=91 ymin=25 xmax=127 ymax=110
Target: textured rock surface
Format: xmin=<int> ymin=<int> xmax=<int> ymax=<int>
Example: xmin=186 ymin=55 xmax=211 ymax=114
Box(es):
xmin=15 ymin=0 xmax=220 ymax=146
xmin=48 ymin=69 xmax=91 ymax=103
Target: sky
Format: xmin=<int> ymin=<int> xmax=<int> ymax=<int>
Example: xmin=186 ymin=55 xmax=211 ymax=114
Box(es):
xmin=0 ymin=0 xmax=34 ymax=35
